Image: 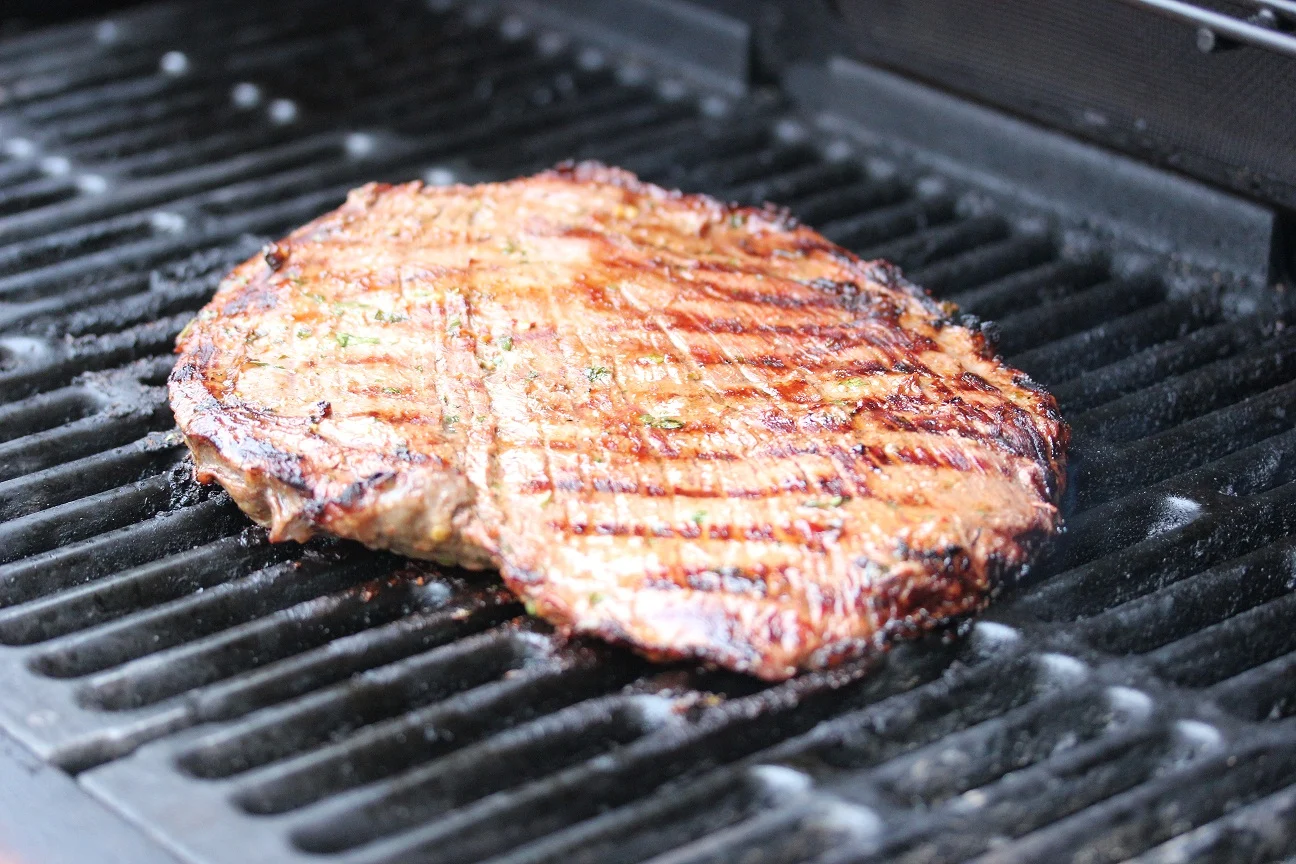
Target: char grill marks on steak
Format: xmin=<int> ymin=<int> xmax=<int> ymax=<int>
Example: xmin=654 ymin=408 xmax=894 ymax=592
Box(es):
xmin=168 ymin=162 xmax=1068 ymax=679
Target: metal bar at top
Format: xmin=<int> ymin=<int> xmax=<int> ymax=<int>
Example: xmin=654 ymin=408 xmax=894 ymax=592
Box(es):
xmin=1257 ymin=0 xmax=1296 ymax=22
xmin=1115 ymin=0 xmax=1296 ymax=57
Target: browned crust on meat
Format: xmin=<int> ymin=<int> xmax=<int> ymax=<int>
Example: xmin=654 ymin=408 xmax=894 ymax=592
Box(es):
xmin=169 ymin=161 xmax=1068 ymax=680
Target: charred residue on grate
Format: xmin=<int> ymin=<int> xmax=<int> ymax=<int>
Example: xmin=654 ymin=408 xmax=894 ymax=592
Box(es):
xmin=0 ymin=1 xmax=1294 ymax=863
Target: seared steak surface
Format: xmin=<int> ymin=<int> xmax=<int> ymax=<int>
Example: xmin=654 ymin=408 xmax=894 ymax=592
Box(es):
xmin=170 ymin=163 xmax=1067 ymax=679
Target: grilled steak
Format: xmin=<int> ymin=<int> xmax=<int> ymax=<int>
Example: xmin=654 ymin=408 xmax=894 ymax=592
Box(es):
xmin=169 ymin=163 xmax=1068 ymax=679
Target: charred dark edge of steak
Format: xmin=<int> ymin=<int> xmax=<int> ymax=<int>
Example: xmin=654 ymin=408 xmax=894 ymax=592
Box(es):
xmin=497 ymin=522 xmax=1052 ymax=681
xmin=504 ymin=538 xmax=1001 ymax=680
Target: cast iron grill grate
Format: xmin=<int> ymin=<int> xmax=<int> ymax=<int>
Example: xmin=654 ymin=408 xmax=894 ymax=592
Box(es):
xmin=0 ymin=2 xmax=1293 ymax=863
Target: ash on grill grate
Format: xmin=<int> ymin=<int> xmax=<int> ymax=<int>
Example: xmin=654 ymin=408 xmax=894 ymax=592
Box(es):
xmin=0 ymin=1 xmax=1294 ymax=863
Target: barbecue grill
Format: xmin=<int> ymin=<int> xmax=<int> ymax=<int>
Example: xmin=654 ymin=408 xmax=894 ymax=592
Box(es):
xmin=1 ymin=1 xmax=1294 ymax=862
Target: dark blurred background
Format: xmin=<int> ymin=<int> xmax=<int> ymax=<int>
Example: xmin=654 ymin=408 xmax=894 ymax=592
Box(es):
xmin=5 ymin=0 xmax=145 ymax=22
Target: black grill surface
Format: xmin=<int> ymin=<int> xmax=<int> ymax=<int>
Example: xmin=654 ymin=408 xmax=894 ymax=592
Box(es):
xmin=1 ymin=2 xmax=1295 ymax=863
